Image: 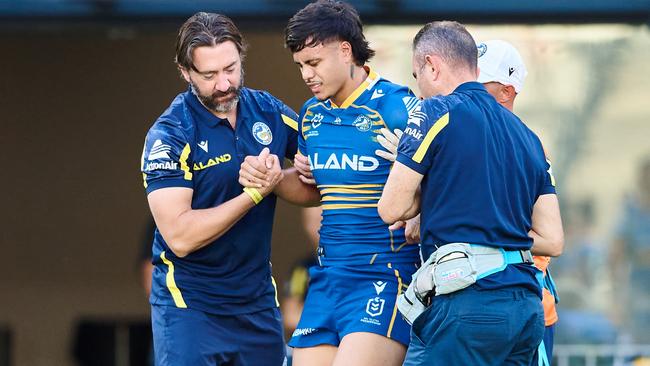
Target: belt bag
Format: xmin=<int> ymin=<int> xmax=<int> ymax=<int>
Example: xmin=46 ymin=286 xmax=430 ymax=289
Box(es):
xmin=433 ymin=243 xmax=534 ymax=295
xmin=397 ymin=243 xmax=533 ymax=324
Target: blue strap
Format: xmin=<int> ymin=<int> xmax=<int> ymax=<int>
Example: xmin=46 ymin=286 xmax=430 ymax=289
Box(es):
xmin=537 ymin=340 xmax=550 ymax=366
xmin=543 ymin=268 xmax=560 ymax=303
xmin=504 ymin=250 xmax=527 ymax=264
xmin=476 ymin=249 xmax=533 ymax=279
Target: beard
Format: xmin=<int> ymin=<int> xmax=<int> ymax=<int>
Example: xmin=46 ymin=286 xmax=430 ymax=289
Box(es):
xmin=190 ymin=71 xmax=244 ymax=113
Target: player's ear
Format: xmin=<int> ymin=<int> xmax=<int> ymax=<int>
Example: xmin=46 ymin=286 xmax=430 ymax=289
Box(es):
xmin=503 ymin=85 xmax=517 ymax=101
xmin=179 ymin=66 xmax=191 ymax=83
xmin=339 ymin=41 xmax=353 ymax=63
xmin=424 ymin=54 xmax=440 ymax=80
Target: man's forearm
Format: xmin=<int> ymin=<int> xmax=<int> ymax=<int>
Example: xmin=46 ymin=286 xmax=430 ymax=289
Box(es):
xmin=150 ymin=190 xmax=257 ymax=258
xmin=529 ymin=228 xmax=564 ymax=257
xmin=274 ymin=168 xmax=321 ymax=206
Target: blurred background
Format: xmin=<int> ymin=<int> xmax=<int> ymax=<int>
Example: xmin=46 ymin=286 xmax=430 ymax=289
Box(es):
xmin=0 ymin=0 xmax=649 ymax=365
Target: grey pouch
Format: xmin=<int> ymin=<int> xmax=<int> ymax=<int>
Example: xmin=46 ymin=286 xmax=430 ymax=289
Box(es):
xmin=432 ymin=243 xmax=478 ymax=295
xmin=397 ymin=253 xmax=436 ymax=325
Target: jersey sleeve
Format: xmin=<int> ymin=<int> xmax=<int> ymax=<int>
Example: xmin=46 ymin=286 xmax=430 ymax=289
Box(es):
xmin=297 ymin=103 xmax=309 ymax=157
xmin=535 ymin=136 xmax=557 ymax=196
xmin=396 ymin=97 xmax=450 ymax=175
xmin=381 ymin=88 xmax=417 ymax=131
xmin=276 ymin=100 xmax=300 ymax=161
xmin=540 ymin=157 xmax=557 ymax=195
xmin=141 ymin=119 xmax=194 ymax=194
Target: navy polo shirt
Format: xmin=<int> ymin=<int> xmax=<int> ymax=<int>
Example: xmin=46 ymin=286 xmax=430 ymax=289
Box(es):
xmin=141 ymin=87 xmax=298 ymax=315
xmin=396 ymin=82 xmax=556 ymax=296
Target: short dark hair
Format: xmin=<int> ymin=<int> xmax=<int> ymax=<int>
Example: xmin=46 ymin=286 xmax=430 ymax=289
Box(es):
xmin=413 ymin=21 xmax=477 ymax=72
xmin=175 ymin=12 xmax=247 ymax=71
xmin=285 ymin=0 xmax=375 ymax=66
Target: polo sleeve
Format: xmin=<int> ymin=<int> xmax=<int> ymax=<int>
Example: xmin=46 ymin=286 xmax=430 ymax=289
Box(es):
xmin=141 ymin=120 xmax=194 ymax=194
xmin=277 ymin=102 xmax=299 ymax=160
xmin=540 ymin=157 xmax=557 ymax=195
xmin=396 ymin=98 xmax=450 ymax=175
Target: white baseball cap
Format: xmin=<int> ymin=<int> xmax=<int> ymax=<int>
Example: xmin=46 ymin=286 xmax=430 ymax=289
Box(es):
xmin=476 ymin=40 xmax=527 ymax=93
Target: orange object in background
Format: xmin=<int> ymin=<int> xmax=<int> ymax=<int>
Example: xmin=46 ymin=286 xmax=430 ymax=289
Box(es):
xmin=534 ymin=256 xmax=559 ymax=326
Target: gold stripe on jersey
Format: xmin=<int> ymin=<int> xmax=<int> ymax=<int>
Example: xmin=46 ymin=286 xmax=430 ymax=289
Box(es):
xmin=320 ymin=188 xmax=383 ymax=195
xmin=317 ymin=184 xmax=384 ymax=189
xmin=282 ymin=114 xmax=298 ymax=131
xmin=322 ymin=203 xmax=378 ymax=210
xmin=160 ymin=251 xmax=187 ymax=308
xmin=321 ymin=195 xmax=382 ymax=202
xmin=413 ymin=112 xmax=449 ymax=163
xmin=179 ymin=143 xmax=193 ymax=180
xmin=271 ymin=275 xmax=280 ymax=307
xmin=333 ymin=68 xmax=379 ymax=109
xmin=386 ymin=265 xmax=403 ymax=338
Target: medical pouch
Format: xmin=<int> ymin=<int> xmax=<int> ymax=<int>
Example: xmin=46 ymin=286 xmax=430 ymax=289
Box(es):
xmin=432 ymin=243 xmax=478 ymax=295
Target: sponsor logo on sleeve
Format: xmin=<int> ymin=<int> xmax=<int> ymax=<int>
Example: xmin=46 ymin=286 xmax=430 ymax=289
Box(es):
xmin=147 ymin=139 xmax=171 ymax=160
xmin=145 ymin=139 xmax=178 ymax=171
xmin=292 ymin=328 xmax=317 ymax=337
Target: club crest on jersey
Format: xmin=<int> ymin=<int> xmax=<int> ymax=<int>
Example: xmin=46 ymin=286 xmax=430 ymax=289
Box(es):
xmin=252 ymin=122 xmax=273 ymax=145
xmin=353 ymin=115 xmax=372 ymax=132
xmin=477 ymin=43 xmax=487 ymax=57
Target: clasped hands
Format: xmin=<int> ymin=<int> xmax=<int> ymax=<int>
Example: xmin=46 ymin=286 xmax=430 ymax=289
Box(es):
xmin=239 ymin=147 xmax=284 ymax=197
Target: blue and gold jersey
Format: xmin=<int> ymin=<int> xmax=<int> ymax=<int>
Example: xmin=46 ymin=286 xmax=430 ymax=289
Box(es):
xmin=141 ymin=87 xmax=298 ymax=315
xmin=298 ymin=68 xmax=420 ymax=265
xmin=396 ymin=81 xmax=556 ymax=296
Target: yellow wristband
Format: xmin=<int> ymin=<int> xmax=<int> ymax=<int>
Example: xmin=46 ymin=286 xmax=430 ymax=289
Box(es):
xmin=243 ymin=187 xmax=264 ymax=205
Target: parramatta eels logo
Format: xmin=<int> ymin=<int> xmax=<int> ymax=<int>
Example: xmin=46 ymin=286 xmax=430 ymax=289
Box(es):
xmin=252 ymin=122 xmax=273 ymax=145
xmin=477 ymin=43 xmax=487 ymax=58
xmin=353 ymin=115 xmax=372 ymax=132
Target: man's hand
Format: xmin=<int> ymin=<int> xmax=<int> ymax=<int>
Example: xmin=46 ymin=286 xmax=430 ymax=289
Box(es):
xmin=405 ymin=214 xmax=421 ymax=244
xmin=239 ymin=148 xmax=284 ymax=196
xmin=294 ymin=153 xmax=316 ymax=185
xmin=257 ymin=153 xmax=283 ymax=197
xmin=388 ymin=214 xmax=421 ymax=244
xmin=375 ymin=128 xmax=403 ymax=162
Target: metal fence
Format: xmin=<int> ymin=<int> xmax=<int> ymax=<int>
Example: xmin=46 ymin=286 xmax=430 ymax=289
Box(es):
xmin=554 ymin=344 xmax=650 ymax=366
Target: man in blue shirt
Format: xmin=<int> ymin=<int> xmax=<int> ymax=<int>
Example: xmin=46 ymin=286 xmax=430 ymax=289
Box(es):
xmin=477 ymin=39 xmax=560 ymax=366
xmin=141 ymin=12 xmax=301 ymax=366
xmin=378 ymin=21 xmax=564 ymax=365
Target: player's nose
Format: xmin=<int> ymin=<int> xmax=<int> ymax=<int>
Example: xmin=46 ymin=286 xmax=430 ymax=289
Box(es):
xmin=300 ymin=66 xmax=315 ymax=82
xmin=214 ymin=75 xmax=231 ymax=92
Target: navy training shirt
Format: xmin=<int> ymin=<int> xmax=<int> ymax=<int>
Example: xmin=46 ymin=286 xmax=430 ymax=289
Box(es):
xmin=396 ymin=82 xmax=556 ymax=296
xmin=141 ymin=87 xmax=298 ymax=315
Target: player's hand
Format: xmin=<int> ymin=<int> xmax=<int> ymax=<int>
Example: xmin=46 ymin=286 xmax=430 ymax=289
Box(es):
xmin=388 ymin=220 xmax=406 ymax=231
xmin=388 ymin=214 xmax=420 ymax=244
xmin=239 ymin=148 xmax=272 ymax=188
xmin=294 ymin=153 xmax=316 ymax=185
xmin=404 ymin=214 xmax=421 ymax=244
xmin=257 ymin=154 xmax=284 ymax=197
xmin=375 ymin=128 xmax=403 ymax=162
